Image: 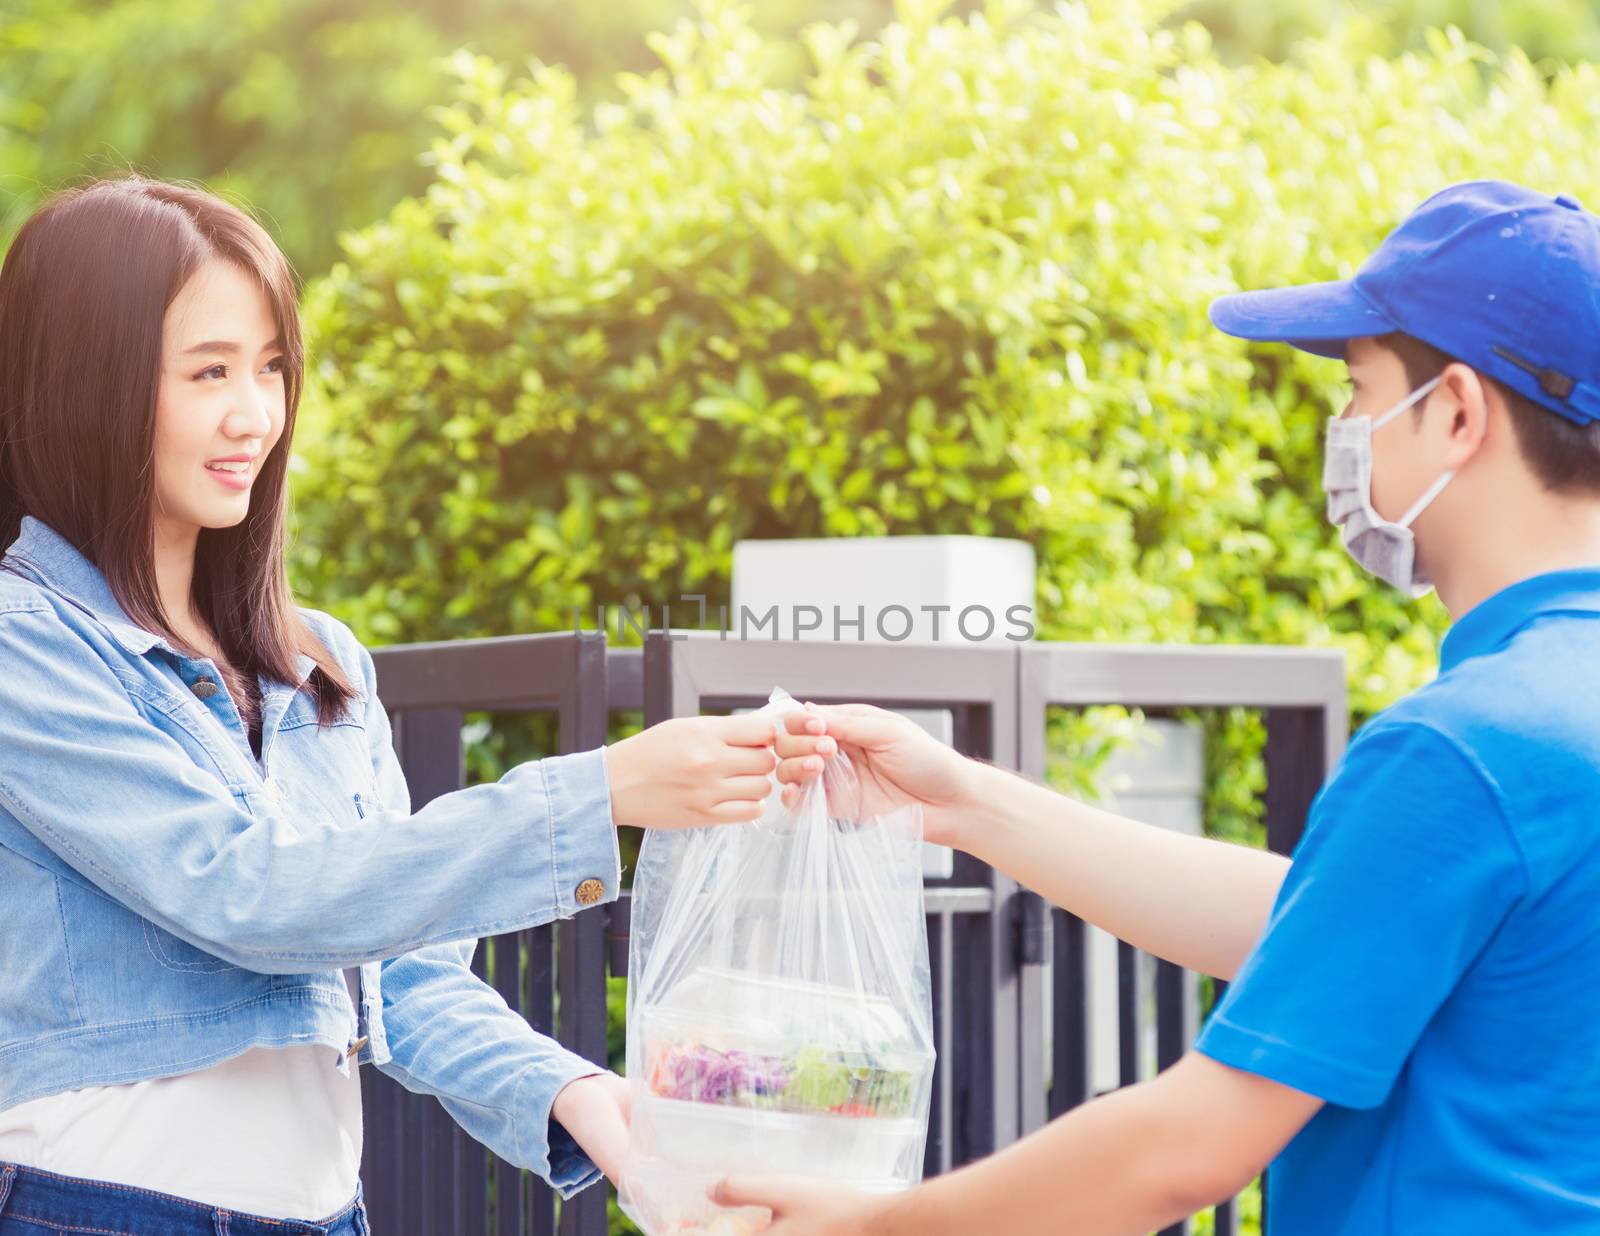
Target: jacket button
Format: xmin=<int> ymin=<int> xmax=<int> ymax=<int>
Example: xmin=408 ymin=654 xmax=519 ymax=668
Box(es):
xmin=575 ymin=878 xmax=606 ymax=906
xmin=191 ymin=678 xmax=218 ymax=699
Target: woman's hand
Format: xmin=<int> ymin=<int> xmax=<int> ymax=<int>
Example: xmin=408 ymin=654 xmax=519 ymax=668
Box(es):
xmin=708 ymin=1176 xmax=890 ymax=1235
xmin=606 ymin=714 xmax=778 ymax=829
xmin=550 ymin=1070 xmax=631 ymax=1186
xmin=772 ymin=703 xmax=983 ymax=849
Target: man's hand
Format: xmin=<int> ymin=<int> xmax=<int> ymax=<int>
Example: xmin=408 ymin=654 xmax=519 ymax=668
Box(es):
xmin=707 ymin=1176 xmax=888 ymax=1236
xmin=551 ymin=1070 xmax=631 ymax=1185
xmin=770 ymin=702 xmax=982 ymax=848
xmin=606 ymin=714 xmax=778 ymax=829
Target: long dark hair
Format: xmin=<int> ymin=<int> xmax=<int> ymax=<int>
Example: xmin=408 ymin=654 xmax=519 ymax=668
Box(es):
xmin=0 ymin=175 xmax=357 ymax=726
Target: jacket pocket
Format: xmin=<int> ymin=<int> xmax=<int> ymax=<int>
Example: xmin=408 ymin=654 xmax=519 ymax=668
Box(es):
xmin=142 ymin=917 xmax=234 ymax=975
xmin=0 ymin=853 xmax=84 ymax=1035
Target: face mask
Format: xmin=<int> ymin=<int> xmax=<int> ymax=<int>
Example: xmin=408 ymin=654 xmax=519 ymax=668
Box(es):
xmin=1323 ymin=373 xmax=1451 ymax=597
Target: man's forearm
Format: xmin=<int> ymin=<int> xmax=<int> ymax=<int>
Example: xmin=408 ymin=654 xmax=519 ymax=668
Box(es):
xmin=868 ymin=1069 xmax=1215 ymax=1236
xmin=952 ymin=761 xmax=1289 ymax=980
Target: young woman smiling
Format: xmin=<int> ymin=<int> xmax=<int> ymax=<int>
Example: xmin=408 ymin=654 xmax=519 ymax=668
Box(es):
xmin=0 ymin=176 xmax=779 ymax=1234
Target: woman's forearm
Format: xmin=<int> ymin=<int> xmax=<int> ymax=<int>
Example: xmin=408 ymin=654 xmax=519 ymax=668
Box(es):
xmin=951 ymin=762 xmax=1289 ymax=981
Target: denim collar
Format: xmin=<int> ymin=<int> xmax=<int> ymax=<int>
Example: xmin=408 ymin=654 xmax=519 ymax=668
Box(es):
xmin=1439 ymin=566 xmax=1600 ymax=673
xmin=2 ymin=514 xmax=316 ymax=687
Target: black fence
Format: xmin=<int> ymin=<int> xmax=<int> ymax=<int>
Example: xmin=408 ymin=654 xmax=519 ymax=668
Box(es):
xmin=361 ymin=631 xmax=1346 ymax=1236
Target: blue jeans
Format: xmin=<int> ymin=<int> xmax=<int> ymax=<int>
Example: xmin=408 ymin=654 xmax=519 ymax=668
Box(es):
xmin=0 ymin=1163 xmax=369 ymax=1235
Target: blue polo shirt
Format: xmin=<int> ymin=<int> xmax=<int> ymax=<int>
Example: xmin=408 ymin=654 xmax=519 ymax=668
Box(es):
xmin=1196 ymin=569 xmax=1600 ymax=1233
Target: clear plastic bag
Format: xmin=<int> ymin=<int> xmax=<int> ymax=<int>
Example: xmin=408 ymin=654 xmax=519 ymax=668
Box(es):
xmin=619 ymin=687 xmax=936 ymax=1236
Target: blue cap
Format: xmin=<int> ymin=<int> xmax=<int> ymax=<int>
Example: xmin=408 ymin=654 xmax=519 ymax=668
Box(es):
xmin=1209 ymin=179 xmax=1600 ymax=425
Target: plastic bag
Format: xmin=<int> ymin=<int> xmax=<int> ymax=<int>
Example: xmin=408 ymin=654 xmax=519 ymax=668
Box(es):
xmin=619 ymin=687 xmax=936 ymax=1236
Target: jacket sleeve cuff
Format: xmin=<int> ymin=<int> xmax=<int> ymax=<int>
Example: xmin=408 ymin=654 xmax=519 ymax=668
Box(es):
xmin=515 ymin=1050 xmax=609 ymax=1198
xmin=542 ymin=747 xmax=622 ymax=919
xmin=547 ymin=1108 xmax=606 ymax=1198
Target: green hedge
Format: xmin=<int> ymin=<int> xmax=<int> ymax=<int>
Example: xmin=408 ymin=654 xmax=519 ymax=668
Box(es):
xmin=8 ymin=2 xmax=1598 ymax=278
xmin=0 ymin=0 xmax=900 ymax=276
xmin=1177 ymin=0 xmax=1600 ymax=66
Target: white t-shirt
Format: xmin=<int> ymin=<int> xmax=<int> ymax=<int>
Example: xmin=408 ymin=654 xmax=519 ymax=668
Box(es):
xmin=0 ymin=1044 xmax=363 ymax=1220
xmin=0 ymin=691 xmax=365 ymax=1218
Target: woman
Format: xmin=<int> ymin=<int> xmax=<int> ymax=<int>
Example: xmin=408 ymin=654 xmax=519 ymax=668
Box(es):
xmin=0 ymin=176 xmax=781 ymax=1233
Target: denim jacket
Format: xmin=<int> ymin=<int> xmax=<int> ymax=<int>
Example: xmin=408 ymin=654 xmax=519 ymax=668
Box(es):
xmin=0 ymin=515 xmax=621 ymax=1197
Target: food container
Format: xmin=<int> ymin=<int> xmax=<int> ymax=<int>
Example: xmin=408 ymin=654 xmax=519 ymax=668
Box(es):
xmin=620 ymin=688 xmax=935 ymax=1236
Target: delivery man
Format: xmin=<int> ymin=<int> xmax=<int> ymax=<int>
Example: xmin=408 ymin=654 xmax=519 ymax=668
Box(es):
xmin=722 ymin=180 xmax=1600 ymax=1234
